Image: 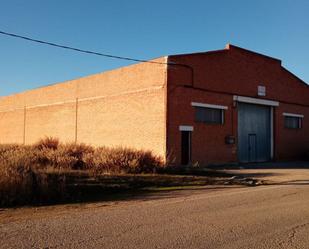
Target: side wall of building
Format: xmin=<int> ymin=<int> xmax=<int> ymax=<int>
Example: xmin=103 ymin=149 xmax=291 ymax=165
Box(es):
xmin=166 ymin=87 xmax=237 ymax=165
xmin=167 ymin=46 xmax=309 ymax=165
xmin=275 ymin=103 xmax=309 ymax=160
xmin=0 ymin=58 xmax=168 ymax=159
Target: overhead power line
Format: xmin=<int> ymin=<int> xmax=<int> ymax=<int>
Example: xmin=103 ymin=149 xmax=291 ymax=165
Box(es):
xmin=0 ymin=30 xmax=168 ymax=65
xmin=0 ymin=29 xmax=195 ymax=84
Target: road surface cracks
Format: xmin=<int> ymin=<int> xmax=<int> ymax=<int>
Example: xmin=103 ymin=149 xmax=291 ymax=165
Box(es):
xmin=278 ymin=222 xmax=309 ymax=249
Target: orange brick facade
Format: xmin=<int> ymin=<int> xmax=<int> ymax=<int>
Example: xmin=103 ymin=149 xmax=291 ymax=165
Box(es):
xmin=1 ymin=45 xmax=309 ymax=165
xmin=0 ymin=57 xmax=168 ymax=159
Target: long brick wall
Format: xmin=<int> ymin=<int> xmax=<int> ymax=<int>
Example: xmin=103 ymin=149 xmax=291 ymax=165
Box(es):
xmin=0 ymin=57 xmax=168 ymax=159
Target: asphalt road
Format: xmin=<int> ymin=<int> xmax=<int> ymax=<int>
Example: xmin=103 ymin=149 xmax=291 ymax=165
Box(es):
xmin=1 ymin=175 xmax=309 ymax=248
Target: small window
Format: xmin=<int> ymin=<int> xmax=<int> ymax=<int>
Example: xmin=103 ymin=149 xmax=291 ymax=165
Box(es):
xmin=195 ymin=107 xmax=224 ymax=124
xmin=284 ymin=116 xmax=302 ymax=129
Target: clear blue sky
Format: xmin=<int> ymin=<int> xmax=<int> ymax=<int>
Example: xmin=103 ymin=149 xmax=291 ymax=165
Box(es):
xmin=1 ymin=0 xmax=308 ymax=96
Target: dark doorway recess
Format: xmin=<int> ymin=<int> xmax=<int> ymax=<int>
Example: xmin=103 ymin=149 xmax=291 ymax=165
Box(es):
xmin=181 ymin=131 xmax=191 ymax=165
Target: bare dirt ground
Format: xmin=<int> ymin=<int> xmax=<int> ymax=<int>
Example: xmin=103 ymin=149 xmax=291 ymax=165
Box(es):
xmin=1 ymin=163 xmax=309 ymax=249
xmin=226 ymin=168 xmax=309 ymax=184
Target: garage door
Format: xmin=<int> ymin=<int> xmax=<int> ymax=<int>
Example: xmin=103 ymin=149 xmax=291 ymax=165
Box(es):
xmin=238 ymin=103 xmax=271 ymax=163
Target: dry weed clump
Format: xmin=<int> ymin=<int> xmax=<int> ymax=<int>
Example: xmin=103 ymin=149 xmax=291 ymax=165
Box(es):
xmin=0 ymin=137 xmax=164 ymax=206
xmin=83 ymin=147 xmax=163 ymax=174
xmin=34 ymin=136 xmax=59 ymax=150
xmin=0 ymin=144 xmax=66 ymax=206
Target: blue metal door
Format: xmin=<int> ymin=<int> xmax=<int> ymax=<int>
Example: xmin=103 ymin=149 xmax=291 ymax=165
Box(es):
xmin=248 ymin=134 xmax=257 ymax=162
xmin=238 ymin=103 xmax=271 ymax=162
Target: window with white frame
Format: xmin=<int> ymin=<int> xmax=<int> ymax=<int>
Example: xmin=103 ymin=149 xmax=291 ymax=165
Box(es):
xmin=191 ymin=102 xmax=227 ymax=125
xmin=283 ymin=113 xmax=303 ymax=129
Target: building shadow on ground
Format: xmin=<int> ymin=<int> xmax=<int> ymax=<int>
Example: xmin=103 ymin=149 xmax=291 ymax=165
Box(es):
xmin=2 ymin=161 xmax=309 ymax=209
xmin=208 ymin=161 xmax=309 ymax=170
xmin=0 ymin=172 xmax=250 ymax=209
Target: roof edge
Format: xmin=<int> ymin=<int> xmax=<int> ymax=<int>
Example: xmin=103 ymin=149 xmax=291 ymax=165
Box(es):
xmin=225 ymin=44 xmax=282 ymax=63
xmin=168 ymin=48 xmax=227 ymax=58
xmin=281 ymin=66 xmax=309 ymax=87
xmin=0 ymin=56 xmax=167 ymax=99
xmin=169 ymin=44 xmax=282 ymax=65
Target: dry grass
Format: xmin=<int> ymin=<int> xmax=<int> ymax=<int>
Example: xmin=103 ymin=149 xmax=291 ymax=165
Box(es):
xmin=0 ymin=137 xmax=164 ymax=206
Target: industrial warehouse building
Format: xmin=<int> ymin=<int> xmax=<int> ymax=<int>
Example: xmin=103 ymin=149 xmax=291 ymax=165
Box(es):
xmin=0 ymin=44 xmax=309 ymax=165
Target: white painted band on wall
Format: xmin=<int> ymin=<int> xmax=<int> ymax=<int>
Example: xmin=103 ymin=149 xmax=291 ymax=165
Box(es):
xmin=233 ymin=95 xmax=279 ymax=107
xmin=191 ymin=102 xmax=228 ymax=110
xmin=179 ymin=125 xmax=194 ymax=131
xmin=283 ymin=112 xmax=304 ymax=118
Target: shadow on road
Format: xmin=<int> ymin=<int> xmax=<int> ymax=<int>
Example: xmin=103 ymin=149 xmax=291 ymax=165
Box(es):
xmin=208 ymin=161 xmax=309 ymax=170
xmin=211 ymin=161 xmax=309 ymax=188
xmin=0 ymin=172 xmax=248 ymax=209
xmin=2 ymin=161 xmax=308 ymax=209
xmin=267 ymin=179 xmax=309 ymax=186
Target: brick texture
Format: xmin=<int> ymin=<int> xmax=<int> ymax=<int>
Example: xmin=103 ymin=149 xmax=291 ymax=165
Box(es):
xmin=25 ymin=103 xmax=76 ymax=144
xmin=167 ymin=45 xmax=309 ymax=165
xmin=0 ymin=57 xmax=167 ymax=159
xmin=1 ymin=45 xmax=308 ymax=165
xmin=0 ymin=109 xmax=24 ymax=144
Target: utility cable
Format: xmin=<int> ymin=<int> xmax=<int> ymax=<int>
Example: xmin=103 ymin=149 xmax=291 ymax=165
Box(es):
xmin=0 ymin=29 xmax=194 ymax=84
xmin=0 ymin=30 xmax=169 ymax=65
